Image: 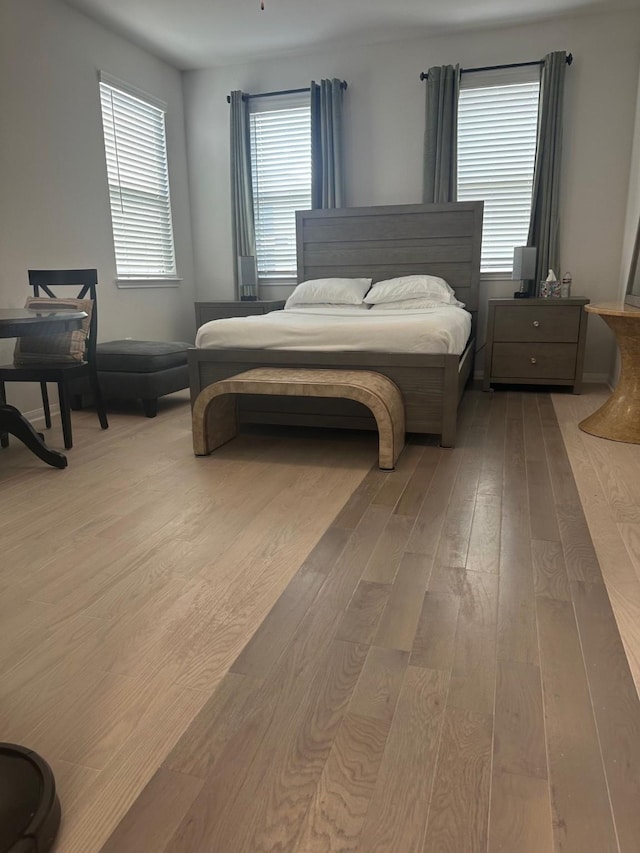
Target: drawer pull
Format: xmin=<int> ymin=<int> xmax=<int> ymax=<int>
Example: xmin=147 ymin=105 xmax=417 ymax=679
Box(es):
xmin=533 ymin=320 xmax=540 ymax=327
xmin=530 ymin=357 xmax=537 ymax=364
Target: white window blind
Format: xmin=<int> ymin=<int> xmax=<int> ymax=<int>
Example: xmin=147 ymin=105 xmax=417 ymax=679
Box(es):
xmin=249 ymin=94 xmax=311 ymax=281
xmin=99 ymin=74 xmax=177 ymax=279
xmin=457 ymin=68 xmax=540 ymax=273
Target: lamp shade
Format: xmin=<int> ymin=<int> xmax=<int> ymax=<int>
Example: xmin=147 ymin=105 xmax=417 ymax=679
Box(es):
xmin=512 ymin=246 xmax=537 ymax=281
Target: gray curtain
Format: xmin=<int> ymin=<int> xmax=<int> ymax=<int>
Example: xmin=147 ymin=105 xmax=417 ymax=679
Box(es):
xmin=527 ymin=51 xmax=567 ymax=295
xmin=311 ymin=79 xmax=345 ymax=209
xmin=423 ymin=65 xmax=460 ymax=203
xmin=229 ymin=90 xmax=257 ymax=298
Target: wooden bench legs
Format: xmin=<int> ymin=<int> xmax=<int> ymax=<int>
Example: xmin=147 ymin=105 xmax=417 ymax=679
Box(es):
xmin=193 ymin=393 xmax=238 ymax=455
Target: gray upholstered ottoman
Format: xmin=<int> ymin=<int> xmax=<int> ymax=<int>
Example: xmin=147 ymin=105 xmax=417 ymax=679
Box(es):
xmin=72 ymin=340 xmax=191 ymax=417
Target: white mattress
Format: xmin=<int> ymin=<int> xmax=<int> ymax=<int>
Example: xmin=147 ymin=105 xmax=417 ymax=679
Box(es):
xmin=195 ymin=305 xmax=472 ymax=356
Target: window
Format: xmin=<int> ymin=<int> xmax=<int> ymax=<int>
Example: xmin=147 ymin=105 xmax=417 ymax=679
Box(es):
xmin=99 ymin=73 xmax=177 ymax=280
xmin=457 ymin=68 xmax=540 ymax=273
xmin=249 ymin=94 xmax=311 ymax=282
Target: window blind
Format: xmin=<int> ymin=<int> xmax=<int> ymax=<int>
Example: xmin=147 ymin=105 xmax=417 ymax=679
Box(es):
xmin=457 ymin=70 xmax=540 ymax=273
xmin=249 ymin=95 xmax=311 ymax=281
xmin=99 ymin=76 xmax=177 ymax=279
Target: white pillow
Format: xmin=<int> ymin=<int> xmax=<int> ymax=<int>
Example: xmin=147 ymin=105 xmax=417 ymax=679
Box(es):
xmin=364 ymin=275 xmax=456 ymax=305
xmin=370 ymin=296 xmax=465 ymax=311
xmin=285 ymin=277 xmax=372 ymax=309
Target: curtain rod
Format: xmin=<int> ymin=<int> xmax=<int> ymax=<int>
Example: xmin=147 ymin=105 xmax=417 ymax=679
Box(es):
xmin=226 ymin=80 xmax=347 ymax=103
xmin=419 ymin=53 xmax=572 ymax=81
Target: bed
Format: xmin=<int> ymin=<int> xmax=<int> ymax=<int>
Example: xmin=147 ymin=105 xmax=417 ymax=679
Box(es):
xmin=189 ymin=201 xmax=483 ymax=447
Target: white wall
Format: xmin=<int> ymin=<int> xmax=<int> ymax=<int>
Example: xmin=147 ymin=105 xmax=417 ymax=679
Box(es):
xmin=608 ymin=63 xmax=640 ymax=386
xmin=0 ymin=0 xmax=195 ymax=414
xmin=620 ymin=66 xmax=640 ymax=301
xmin=184 ymin=8 xmax=640 ymax=379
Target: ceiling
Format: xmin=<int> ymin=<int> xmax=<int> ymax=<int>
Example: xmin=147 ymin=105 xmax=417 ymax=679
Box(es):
xmin=63 ymin=0 xmax=633 ymax=70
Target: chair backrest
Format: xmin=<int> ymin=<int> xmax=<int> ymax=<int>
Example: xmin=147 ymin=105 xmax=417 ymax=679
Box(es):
xmin=27 ymin=269 xmax=99 ymax=363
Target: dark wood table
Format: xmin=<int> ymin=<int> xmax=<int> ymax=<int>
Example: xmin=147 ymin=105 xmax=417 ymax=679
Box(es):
xmin=0 ymin=307 xmax=88 ymax=468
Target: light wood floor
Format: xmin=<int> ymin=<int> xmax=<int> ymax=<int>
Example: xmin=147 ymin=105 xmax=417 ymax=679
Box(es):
xmin=553 ymin=387 xmax=640 ymax=695
xmin=0 ymin=392 xmax=374 ymax=852
xmin=2 ymin=388 xmax=640 ymax=852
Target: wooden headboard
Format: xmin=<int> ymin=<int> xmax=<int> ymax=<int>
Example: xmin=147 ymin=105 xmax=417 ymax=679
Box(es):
xmin=296 ymin=202 xmax=483 ymax=313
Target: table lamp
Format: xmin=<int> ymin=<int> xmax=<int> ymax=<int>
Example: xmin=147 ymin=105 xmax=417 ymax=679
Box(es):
xmin=512 ymin=246 xmax=537 ymax=299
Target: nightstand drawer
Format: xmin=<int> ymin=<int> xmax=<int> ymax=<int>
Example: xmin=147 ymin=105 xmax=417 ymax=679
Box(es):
xmin=492 ymin=342 xmax=578 ymax=380
xmin=493 ymin=305 xmax=581 ymax=343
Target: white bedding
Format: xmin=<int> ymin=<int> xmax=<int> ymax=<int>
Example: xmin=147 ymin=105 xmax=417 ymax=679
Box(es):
xmin=195 ymin=305 xmax=472 ymax=356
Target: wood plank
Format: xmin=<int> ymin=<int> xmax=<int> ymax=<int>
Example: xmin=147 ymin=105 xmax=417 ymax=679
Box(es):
xmin=336 ymin=581 xmax=391 ymax=645
xmin=422 ymin=706 xmax=493 ymax=853
xmin=373 ymin=552 xmax=431 ymax=651
xmin=295 ymin=712 xmax=390 ymax=852
xmin=434 ymin=499 xmax=475 ymax=570
xmin=410 ymin=591 xmax=460 ymax=670
xmin=477 ymin=391 xmax=507 ymax=497
xmin=229 ymin=566 xmax=327 ymax=677
xmin=493 ymin=660 xmax=547 ymax=779
xmin=163 ymin=672 xmax=262 ymax=779
xmin=372 ymin=443 xmax=424 ymax=509
xmin=580 ymin=428 xmax=640 ymax=522
xmin=523 ymin=395 xmax=560 ymax=542
xmin=535 ymin=595 xmax=618 ymax=853
xmin=498 ymin=518 xmax=539 ymax=666
xmin=358 ymin=667 xmax=449 ymax=853
xmin=406 ymin=451 xmax=464 ymax=559
xmin=498 ymin=397 xmax=539 ymax=666
xmin=488 ymin=771 xmax=553 ymax=853
xmin=317 ymin=504 xmax=393 ymax=612
xmin=58 ymin=686 xmax=207 ymax=853
xmin=48 ymin=759 xmax=100 ymax=815
xmin=618 ymin=521 xmax=640 ymax=579
xmin=164 ymin=634 xmax=360 ymax=853
xmin=361 ymin=513 xmax=415 ymax=584
xmin=332 ymin=468 xmax=386 ymax=529
xmin=348 ymin=646 xmax=409 ymax=722
xmin=241 ymin=640 xmax=369 ymax=853
xmin=99 ymin=768 xmax=203 ymax=853
xmin=393 ymin=445 xmax=440 ymax=518
xmin=538 ymin=395 xmax=603 ymax=583
xmin=571 ymin=579 xmax=640 ymax=851
xmin=426 ymin=564 xmax=467 ymax=596
xmin=465 ymin=493 xmax=501 ymax=574
xmin=448 ymin=570 xmax=499 ymax=716
xmin=531 ymin=538 xmax=571 ymax=601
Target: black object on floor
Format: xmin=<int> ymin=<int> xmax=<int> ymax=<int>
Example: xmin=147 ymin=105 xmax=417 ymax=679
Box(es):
xmin=0 ymin=744 xmax=60 ymax=853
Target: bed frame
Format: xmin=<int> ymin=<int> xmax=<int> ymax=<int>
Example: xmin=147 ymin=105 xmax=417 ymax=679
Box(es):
xmin=189 ymin=201 xmax=483 ymax=447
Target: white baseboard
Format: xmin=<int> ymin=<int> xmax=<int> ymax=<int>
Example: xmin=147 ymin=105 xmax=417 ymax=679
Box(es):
xmin=21 ymin=405 xmax=60 ymax=426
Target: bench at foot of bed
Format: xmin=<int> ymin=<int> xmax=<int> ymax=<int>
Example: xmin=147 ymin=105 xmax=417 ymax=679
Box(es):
xmin=191 ymin=367 xmax=405 ymax=471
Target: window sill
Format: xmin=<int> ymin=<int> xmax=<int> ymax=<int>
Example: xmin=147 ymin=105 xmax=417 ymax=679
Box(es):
xmin=116 ymin=277 xmax=182 ymax=289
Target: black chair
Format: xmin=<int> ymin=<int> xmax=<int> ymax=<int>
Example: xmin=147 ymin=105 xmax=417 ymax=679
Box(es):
xmin=0 ymin=269 xmax=108 ymax=450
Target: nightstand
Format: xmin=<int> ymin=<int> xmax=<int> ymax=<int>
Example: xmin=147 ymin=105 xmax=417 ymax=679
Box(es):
xmin=483 ymin=297 xmax=589 ymax=393
xmin=195 ymin=299 xmax=285 ymax=328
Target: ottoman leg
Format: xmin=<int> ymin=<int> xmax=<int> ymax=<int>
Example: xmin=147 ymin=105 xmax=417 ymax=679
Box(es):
xmin=142 ymin=398 xmax=158 ymax=418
